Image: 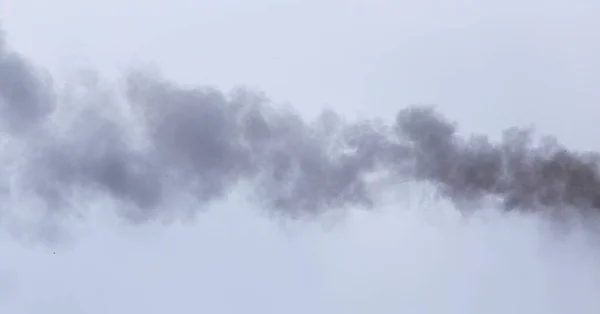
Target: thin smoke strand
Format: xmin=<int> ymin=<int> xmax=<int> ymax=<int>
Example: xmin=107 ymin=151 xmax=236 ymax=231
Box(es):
xmin=1 ymin=29 xmax=600 ymax=225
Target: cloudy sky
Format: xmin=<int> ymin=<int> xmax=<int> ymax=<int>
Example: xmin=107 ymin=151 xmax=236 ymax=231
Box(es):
xmin=1 ymin=0 xmax=600 ymax=313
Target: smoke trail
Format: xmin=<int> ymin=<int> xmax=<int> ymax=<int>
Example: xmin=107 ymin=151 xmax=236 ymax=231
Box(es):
xmin=396 ymin=106 xmax=600 ymax=216
xmin=1 ymin=29 xmax=600 ymax=230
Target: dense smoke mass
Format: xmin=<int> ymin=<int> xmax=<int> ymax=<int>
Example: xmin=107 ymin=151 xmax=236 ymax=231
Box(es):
xmin=1 ymin=28 xmax=600 ymax=227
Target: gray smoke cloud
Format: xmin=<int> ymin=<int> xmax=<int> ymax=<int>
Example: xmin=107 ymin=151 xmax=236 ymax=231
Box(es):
xmin=1 ymin=29 xmax=600 ymax=230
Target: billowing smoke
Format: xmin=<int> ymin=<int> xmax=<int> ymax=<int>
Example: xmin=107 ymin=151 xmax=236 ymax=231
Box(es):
xmin=1 ymin=29 xmax=600 ymax=230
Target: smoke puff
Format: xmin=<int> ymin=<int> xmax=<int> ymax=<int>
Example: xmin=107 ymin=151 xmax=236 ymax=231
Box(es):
xmin=1 ymin=29 xmax=600 ymax=230
xmin=0 ymin=33 xmax=55 ymax=134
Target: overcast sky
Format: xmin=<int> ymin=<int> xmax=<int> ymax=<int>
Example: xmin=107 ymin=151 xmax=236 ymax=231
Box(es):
xmin=1 ymin=0 xmax=600 ymax=313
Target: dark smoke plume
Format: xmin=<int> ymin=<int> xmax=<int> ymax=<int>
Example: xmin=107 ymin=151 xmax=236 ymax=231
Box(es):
xmin=1 ymin=29 xmax=600 ymax=229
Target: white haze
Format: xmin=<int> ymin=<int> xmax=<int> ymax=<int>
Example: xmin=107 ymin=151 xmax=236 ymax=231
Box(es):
xmin=1 ymin=0 xmax=600 ymax=313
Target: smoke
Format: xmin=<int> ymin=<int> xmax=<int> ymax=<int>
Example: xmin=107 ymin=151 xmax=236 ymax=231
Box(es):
xmin=1 ymin=28 xmax=600 ymax=233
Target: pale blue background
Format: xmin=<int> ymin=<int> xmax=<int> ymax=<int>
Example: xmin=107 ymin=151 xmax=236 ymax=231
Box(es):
xmin=1 ymin=0 xmax=600 ymax=313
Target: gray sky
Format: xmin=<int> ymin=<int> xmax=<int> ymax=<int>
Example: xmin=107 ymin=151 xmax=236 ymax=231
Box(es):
xmin=1 ymin=0 xmax=600 ymax=313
